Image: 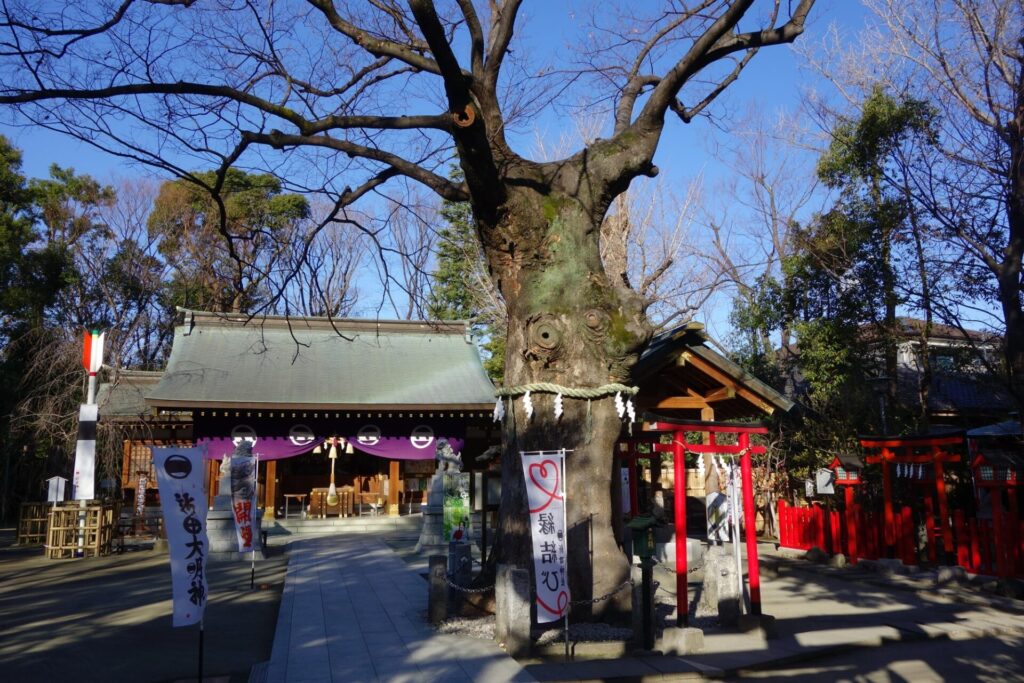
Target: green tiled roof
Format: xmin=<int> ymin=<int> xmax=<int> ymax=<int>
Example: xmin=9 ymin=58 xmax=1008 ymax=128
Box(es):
xmin=146 ymin=309 xmax=496 ymax=410
xmin=96 ymin=370 xmax=163 ymax=420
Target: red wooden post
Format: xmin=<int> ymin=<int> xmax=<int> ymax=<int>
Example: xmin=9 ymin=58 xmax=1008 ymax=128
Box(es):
xmin=845 ymin=488 xmax=857 ymax=561
xmin=831 ymin=510 xmax=841 ymax=555
xmin=934 ymin=460 xmax=953 ymax=563
xmin=816 ymin=504 xmax=826 ymax=549
xmin=672 ymin=429 xmax=688 ymax=626
xmin=740 ymin=435 xmax=761 ymax=616
xmin=882 ymin=456 xmax=894 ymax=553
xmin=778 ymin=499 xmax=788 ymax=547
xmin=1010 ymin=489 xmax=1021 ymax=575
xmin=628 ymin=446 xmax=640 ymax=518
xmin=954 ymin=509 xmax=968 ymax=569
xmin=846 ymin=495 xmax=858 ymax=563
xmin=901 ymin=506 xmax=916 ymax=565
xmin=969 ymin=518 xmax=981 ymax=573
xmin=992 ymin=491 xmax=1008 ymax=577
xmin=924 ymin=495 xmax=936 ymax=564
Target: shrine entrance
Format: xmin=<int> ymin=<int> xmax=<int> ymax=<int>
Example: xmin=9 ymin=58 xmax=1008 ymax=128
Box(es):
xmin=195 ymin=410 xmax=487 ymax=518
xmin=619 ymin=418 xmax=768 ymax=626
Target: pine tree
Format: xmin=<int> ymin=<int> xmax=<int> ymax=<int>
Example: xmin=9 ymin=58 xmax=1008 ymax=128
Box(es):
xmin=427 ymin=178 xmax=505 ymax=382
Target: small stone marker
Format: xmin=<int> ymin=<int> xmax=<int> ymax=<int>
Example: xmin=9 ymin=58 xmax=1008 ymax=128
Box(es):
xmin=697 ymin=545 xmax=741 ymax=627
xmin=496 ymin=564 xmax=531 ymax=657
xmin=429 ymin=555 xmax=447 ymax=625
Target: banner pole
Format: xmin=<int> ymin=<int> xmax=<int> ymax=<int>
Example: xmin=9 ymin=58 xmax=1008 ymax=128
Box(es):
xmin=251 ymin=454 xmax=258 ymax=590
xmin=562 ymin=449 xmax=570 ymax=661
xmin=198 ymin=619 xmax=204 ymax=682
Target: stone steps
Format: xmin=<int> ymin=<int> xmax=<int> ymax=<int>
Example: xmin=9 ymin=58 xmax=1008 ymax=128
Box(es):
xmin=264 ymin=514 xmax=423 ymax=536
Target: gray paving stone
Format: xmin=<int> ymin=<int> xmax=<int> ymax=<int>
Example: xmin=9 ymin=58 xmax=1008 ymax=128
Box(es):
xmin=265 ymin=534 xmax=534 ymax=682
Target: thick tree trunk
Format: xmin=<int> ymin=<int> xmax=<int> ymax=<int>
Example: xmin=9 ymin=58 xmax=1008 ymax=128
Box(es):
xmin=484 ymin=182 xmax=652 ymax=622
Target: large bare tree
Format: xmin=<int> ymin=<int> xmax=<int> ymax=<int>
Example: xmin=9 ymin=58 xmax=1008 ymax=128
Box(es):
xmin=806 ymin=0 xmax=1024 ymax=417
xmin=0 ymin=0 xmax=815 ymax=621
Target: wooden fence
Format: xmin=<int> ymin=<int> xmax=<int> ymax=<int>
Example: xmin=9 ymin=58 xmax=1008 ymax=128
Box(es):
xmin=16 ymin=503 xmax=49 ymax=545
xmin=44 ymin=503 xmax=118 ymax=559
xmin=778 ymin=500 xmax=1024 ymax=579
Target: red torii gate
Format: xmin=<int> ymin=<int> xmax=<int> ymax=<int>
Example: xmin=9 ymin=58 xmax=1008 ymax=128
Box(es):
xmin=620 ymin=419 xmax=767 ymax=625
xmin=859 ymin=433 xmax=963 ymax=559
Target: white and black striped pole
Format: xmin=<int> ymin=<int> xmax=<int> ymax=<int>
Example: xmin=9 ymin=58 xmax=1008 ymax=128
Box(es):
xmin=73 ymin=330 xmax=104 ymax=555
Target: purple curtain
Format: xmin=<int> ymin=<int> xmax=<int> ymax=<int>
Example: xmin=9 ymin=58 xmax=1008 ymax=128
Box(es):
xmin=194 ymin=413 xmax=464 ymax=461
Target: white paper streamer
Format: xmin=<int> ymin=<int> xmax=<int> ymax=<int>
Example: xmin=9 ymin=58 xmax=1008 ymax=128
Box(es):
xmin=625 ymin=399 xmax=636 ymax=423
xmin=523 ymin=390 xmax=534 ymax=420
xmin=493 ymin=397 xmax=505 ymax=422
xmin=554 ymin=393 xmax=563 ymax=420
xmin=614 ymin=392 xmax=625 ymax=418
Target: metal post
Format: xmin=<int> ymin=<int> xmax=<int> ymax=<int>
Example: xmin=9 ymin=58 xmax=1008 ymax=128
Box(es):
xmin=560 ymin=450 xmax=570 ymax=659
xmin=251 ymin=454 xmax=258 ymax=590
xmin=198 ymin=619 xmax=204 ymax=682
xmin=641 ymin=555 xmax=654 ymax=650
xmin=730 ymin=460 xmax=744 ymax=612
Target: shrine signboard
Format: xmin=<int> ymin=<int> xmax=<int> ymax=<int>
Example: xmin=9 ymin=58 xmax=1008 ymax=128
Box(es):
xmin=522 ymin=450 xmax=570 ymax=624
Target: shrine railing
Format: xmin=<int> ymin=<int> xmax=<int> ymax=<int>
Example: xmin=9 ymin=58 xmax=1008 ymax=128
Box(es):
xmin=777 ymin=500 xmax=1024 ymax=579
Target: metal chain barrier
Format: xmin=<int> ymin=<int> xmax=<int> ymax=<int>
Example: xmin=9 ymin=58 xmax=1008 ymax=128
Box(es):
xmin=444 ymin=574 xmax=495 ymax=594
xmin=570 ymin=578 xmax=634 ymax=606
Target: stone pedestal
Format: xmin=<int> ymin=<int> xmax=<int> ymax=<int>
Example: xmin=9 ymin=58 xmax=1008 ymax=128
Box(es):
xmin=630 ymin=564 xmax=655 ymax=649
xmin=657 ymin=626 xmax=705 ymax=655
xmin=495 ymin=564 xmax=531 ymax=657
xmin=448 ymin=542 xmax=472 ymax=585
xmin=415 ymin=468 xmax=444 ymax=553
xmin=738 ymin=613 xmax=777 ymax=639
xmin=207 ymin=493 xmax=265 ymax=561
xmin=697 ymin=545 xmax=741 ymax=627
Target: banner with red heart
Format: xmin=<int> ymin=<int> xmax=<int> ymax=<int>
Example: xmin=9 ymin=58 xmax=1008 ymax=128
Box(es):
xmin=522 ymin=450 xmax=570 ymax=623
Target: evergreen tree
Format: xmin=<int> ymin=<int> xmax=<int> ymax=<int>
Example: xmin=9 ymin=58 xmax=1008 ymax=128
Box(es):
xmin=426 ymin=175 xmax=506 ymax=383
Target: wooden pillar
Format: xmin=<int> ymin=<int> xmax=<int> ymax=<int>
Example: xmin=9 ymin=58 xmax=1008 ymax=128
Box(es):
xmin=924 ymin=493 xmax=936 ymax=563
xmin=628 ymin=447 xmax=640 ymax=518
xmin=121 ymin=440 xmax=131 ymax=489
xmin=388 ymin=460 xmax=400 ymax=517
xmin=882 ymin=451 xmax=894 ymax=552
xmin=991 ymin=485 xmax=1008 ymax=577
xmin=934 ymin=459 xmax=953 ymax=562
xmin=207 ymin=458 xmax=219 ymax=509
xmin=265 ymin=460 xmax=277 ymax=519
xmin=740 ymin=433 xmax=761 ymax=616
xmin=672 ymin=429 xmax=688 ymax=626
xmin=844 ymin=486 xmax=857 ymax=563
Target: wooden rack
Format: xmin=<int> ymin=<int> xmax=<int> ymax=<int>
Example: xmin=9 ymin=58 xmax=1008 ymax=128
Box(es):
xmin=45 ymin=503 xmax=117 ymax=559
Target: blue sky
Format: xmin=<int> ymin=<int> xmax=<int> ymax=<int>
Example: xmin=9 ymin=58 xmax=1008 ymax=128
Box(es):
xmin=0 ymin=2 xmax=870 ymax=334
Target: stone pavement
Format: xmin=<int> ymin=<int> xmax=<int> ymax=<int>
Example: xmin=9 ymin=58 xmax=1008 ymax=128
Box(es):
xmin=261 ymin=535 xmax=534 ymax=683
xmin=523 ymin=545 xmax=1024 ymax=681
xmin=261 ymin=535 xmax=1024 ymax=683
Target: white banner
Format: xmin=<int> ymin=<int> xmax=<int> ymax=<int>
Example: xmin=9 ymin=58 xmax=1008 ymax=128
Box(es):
xmin=522 ymin=450 xmax=570 ymax=623
xmin=229 ymin=455 xmax=257 ymax=552
xmin=154 ymin=447 xmax=209 ymax=627
xmin=72 ymin=404 xmax=98 ymax=500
